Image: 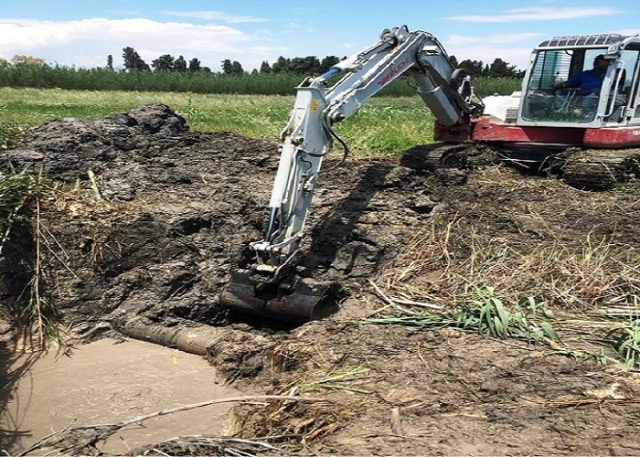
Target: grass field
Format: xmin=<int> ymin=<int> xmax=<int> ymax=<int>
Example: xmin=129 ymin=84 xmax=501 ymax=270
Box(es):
xmin=0 ymin=87 xmax=442 ymax=157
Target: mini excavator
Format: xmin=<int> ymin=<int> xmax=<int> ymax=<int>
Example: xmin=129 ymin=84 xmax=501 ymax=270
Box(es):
xmin=220 ymin=25 xmax=640 ymax=322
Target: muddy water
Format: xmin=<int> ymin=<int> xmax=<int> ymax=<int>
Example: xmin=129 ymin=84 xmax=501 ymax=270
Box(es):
xmin=2 ymin=338 xmax=243 ymax=455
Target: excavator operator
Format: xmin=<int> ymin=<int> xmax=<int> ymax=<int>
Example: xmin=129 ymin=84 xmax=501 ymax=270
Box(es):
xmin=554 ymin=54 xmax=610 ymax=94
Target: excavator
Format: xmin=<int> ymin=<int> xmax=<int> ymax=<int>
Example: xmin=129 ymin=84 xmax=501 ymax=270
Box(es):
xmin=220 ymin=25 xmax=640 ymax=322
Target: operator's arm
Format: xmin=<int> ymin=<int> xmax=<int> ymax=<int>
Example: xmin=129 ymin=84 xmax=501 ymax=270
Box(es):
xmin=555 ymin=72 xmax=583 ymax=89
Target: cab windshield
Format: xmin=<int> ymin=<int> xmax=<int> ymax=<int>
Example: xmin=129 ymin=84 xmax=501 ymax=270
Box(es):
xmin=521 ymin=49 xmax=601 ymax=123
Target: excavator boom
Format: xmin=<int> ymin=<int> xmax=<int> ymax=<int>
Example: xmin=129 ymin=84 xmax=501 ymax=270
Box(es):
xmin=220 ymin=25 xmax=482 ymax=321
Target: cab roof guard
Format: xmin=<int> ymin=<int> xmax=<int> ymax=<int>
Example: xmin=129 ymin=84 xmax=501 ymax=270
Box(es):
xmin=536 ymin=34 xmax=637 ymax=49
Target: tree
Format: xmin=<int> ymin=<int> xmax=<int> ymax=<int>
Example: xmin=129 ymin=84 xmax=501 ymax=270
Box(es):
xmin=486 ymin=58 xmax=524 ymax=78
xmin=288 ymin=56 xmax=320 ymax=74
xmin=457 ymin=59 xmax=484 ymax=77
xmin=188 ymin=58 xmax=202 ymax=72
xmin=487 ymin=58 xmax=511 ymax=78
xmin=261 ymin=55 xmax=340 ymax=75
xmin=152 ymin=54 xmax=175 ymax=71
xmin=107 ymin=55 xmax=113 ymax=70
xmin=231 ymin=61 xmax=243 ymax=75
xmin=122 ymin=47 xmax=150 ymax=71
xmin=319 ymin=56 xmax=341 ymax=73
xmin=259 ymin=60 xmax=271 ymax=73
xmin=174 ymin=56 xmax=187 ymax=72
xmin=271 ymin=56 xmax=291 ymax=73
xmin=221 ymin=59 xmax=244 ymax=75
xmin=221 ymin=59 xmax=233 ymax=74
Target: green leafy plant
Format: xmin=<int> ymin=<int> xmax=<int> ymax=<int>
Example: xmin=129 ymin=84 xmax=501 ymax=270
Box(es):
xmin=365 ymin=284 xmax=558 ymax=345
xmin=605 ymin=318 xmax=640 ymax=367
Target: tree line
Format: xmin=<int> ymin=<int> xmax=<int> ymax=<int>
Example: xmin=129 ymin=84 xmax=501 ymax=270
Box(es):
xmin=118 ymin=46 xmax=345 ymax=76
xmin=116 ymin=46 xmax=524 ymax=78
xmin=0 ymin=48 xmax=523 ymax=97
xmin=2 ymin=47 xmax=525 ymax=79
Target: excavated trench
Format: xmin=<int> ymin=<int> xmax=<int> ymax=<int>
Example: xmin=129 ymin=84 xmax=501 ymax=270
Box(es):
xmin=0 ymin=104 xmax=447 ymax=454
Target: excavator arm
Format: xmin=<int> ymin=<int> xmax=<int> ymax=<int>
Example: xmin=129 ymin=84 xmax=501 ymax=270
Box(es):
xmin=221 ymin=25 xmax=483 ymax=321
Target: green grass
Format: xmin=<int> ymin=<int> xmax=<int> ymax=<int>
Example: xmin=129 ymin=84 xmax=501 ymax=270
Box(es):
xmin=0 ymin=87 xmax=439 ymax=157
xmin=605 ymin=317 xmax=640 ymax=367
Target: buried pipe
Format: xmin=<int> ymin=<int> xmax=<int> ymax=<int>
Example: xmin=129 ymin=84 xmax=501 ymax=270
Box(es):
xmin=113 ymin=317 xmax=228 ymax=356
xmin=112 ymin=317 xmax=277 ymax=383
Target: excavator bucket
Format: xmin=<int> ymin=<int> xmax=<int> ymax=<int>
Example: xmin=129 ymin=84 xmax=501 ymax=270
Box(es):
xmin=219 ymin=270 xmax=333 ymax=323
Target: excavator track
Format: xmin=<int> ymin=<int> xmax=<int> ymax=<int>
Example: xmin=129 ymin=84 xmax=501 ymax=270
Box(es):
xmin=557 ymin=147 xmax=640 ymax=190
xmin=406 ymin=142 xmax=640 ymax=191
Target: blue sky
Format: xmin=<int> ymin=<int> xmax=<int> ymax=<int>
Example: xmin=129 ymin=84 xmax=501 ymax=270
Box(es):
xmin=1 ymin=0 xmax=639 ymax=72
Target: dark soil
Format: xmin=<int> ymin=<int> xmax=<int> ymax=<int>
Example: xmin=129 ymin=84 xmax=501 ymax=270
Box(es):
xmin=3 ymin=103 xmax=640 ymax=456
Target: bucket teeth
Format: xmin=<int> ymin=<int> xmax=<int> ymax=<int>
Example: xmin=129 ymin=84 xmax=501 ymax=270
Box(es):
xmin=220 ymin=271 xmax=331 ymax=322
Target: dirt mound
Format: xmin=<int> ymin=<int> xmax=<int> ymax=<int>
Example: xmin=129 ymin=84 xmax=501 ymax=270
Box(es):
xmin=3 ymin=104 xmax=640 ymax=456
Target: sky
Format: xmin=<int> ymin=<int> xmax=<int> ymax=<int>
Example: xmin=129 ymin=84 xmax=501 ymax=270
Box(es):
xmin=0 ymin=0 xmax=639 ymax=73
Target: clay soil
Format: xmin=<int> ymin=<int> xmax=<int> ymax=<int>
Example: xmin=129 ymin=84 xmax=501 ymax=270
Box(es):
xmin=3 ymin=104 xmax=640 ymax=456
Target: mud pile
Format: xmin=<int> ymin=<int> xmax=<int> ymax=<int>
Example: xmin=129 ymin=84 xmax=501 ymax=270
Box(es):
xmin=3 ymin=104 xmax=640 ymax=456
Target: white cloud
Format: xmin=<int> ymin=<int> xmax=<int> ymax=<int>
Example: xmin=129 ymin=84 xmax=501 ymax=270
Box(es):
xmin=443 ymin=27 xmax=640 ymax=69
xmin=282 ymin=22 xmax=315 ymax=34
xmin=0 ymin=17 xmax=285 ymax=70
xmin=447 ymin=7 xmax=621 ymax=23
xmin=161 ymin=10 xmax=270 ymax=24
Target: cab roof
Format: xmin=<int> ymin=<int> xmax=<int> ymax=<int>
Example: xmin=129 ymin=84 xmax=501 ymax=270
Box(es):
xmin=536 ymin=34 xmax=638 ymax=50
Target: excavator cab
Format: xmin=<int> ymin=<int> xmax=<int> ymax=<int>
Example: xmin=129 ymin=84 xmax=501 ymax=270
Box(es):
xmin=519 ymin=34 xmax=640 ymax=129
